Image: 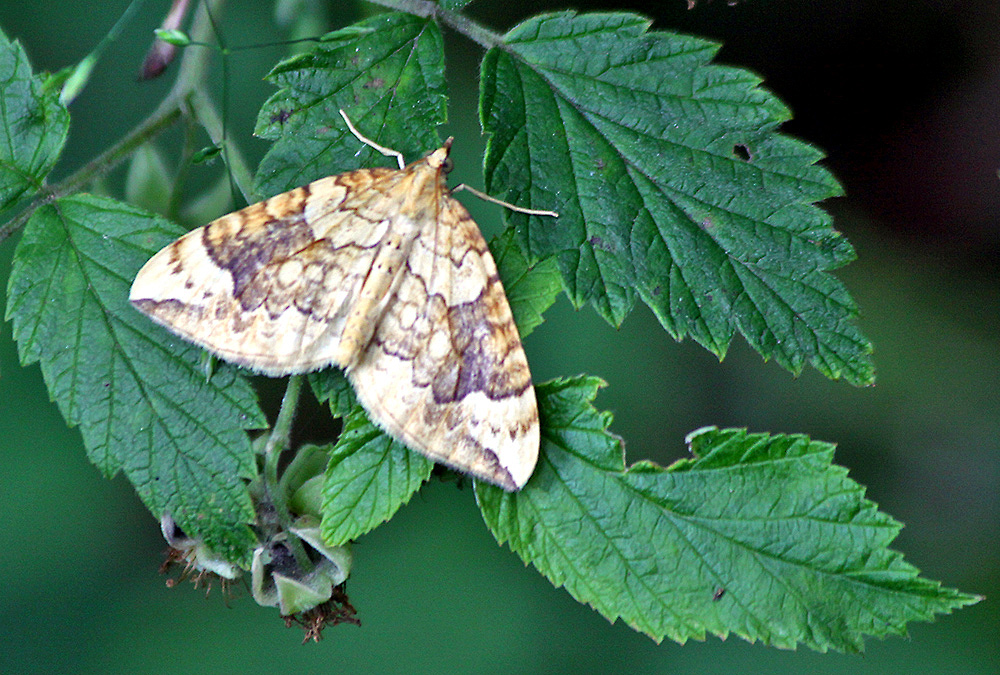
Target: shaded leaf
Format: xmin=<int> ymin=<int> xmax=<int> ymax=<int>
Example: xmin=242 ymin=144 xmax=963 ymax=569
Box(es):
xmin=0 ymin=28 xmax=69 ymax=215
xmin=491 ymin=228 xmax=561 ymax=339
xmin=309 ymin=368 xmax=356 ymax=419
xmin=321 ymin=406 xmax=432 ymax=546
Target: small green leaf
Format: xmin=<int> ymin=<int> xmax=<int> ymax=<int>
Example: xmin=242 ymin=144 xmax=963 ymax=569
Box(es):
xmin=309 ymin=368 xmax=357 ymax=419
xmin=476 ymin=378 xmax=979 ymax=651
xmin=190 ymin=144 xmax=222 ymax=164
xmin=320 ymin=406 xmax=433 ymax=546
xmin=0 ymin=28 xmax=69 ymax=215
xmin=481 ymin=12 xmax=873 ymax=384
xmin=153 ymin=28 xmax=191 ymax=47
xmin=253 ymin=12 xmax=447 ymax=198
xmin=491 ymin=229 xmax=561 ymax=339
xmin=6 ymin=195 xmax=267 ymax=563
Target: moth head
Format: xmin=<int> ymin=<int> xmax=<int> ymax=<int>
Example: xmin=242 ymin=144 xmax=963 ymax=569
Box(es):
xmin=426 ymin=137 xmax=455 ymax=174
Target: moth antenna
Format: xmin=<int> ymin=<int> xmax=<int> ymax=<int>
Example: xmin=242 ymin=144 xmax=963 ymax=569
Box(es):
xmin=451 ymin=184 xmax=558 ymax=218
xmin=339 ymin=109 xmax=405 ymax=170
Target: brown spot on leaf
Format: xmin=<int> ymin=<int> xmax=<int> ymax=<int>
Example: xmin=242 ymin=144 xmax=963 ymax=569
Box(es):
xmin=270 ymin=109 xmax=292 ymax=125
xmin=589 ymin=235 xmax=614 ymax=252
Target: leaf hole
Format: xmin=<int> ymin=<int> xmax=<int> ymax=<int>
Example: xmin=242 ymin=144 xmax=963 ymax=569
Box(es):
xmin=732 ymin=143 xmax=752 ymax=161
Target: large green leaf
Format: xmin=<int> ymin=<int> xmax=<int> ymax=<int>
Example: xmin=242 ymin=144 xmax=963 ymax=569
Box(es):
xmin=476 ymin=377 xmax=978 ymax=651
xmin=481 ymin=12 xmax=873 ymax=384
xmin=0 ymin=28 xmax=69 ymax=215
xmin=6 ymin=195 xmax=267 ymax=562
xmin=254 ymin=12 xmax=447 ymax=198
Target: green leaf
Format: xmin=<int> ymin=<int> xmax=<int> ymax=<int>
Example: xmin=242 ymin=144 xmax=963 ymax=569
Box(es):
xmin=6 ymin=195 xmax=267 ymax=563
xmin=0 ymin=28 xmax=69 ymax=215
xmin=476 ymin=378 xmax=979 ymax=651
xmin=190 ymin=144 xmax=222 ymax=165
xmin=481 ymin=12 xmax=874 ymax=385
xmin=491 ymin=229 xmax=561 ymax=339
xmin=309 ymin=368 xmax=357 ymax=418
xmin=253 ymin=12 xmax=447 ymax=198
xmin=58 ymin=52 xmax=98 ymax=106
xmin=153 ymin=28 xmax=191 ymax=47
xmin=320 ymin=406 xmax=433 ymax=546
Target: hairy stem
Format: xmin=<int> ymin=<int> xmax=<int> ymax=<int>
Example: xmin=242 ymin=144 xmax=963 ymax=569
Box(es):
xmin=364 ymin=0 xmax=504 ymax=49
xmin=262 ymin=375 xmax=312 ymax=569
xmin=264 ymin=375 xmax=304 ymax=487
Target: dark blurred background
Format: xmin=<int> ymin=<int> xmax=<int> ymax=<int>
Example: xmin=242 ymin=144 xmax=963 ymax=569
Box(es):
xmin=1 ymin=0 xmax=997 ymax=672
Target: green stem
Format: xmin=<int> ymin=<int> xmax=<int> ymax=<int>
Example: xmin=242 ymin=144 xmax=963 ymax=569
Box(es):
xmin=0 ymin=103 xmax=183 ymax=242
xmin=365 ymin=0 xmax=504 ymax=49
xmin=262 ymin=375 xmax=312 ymax=570
xmin=264 ymin=375 xmax=304 ymax=484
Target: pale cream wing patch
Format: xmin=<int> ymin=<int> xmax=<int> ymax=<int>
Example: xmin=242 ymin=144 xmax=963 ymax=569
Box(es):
xmin=348 ymin=194 xmax=539 ymax=490
xmin=130 ymin=168 xmax=405 ymax=375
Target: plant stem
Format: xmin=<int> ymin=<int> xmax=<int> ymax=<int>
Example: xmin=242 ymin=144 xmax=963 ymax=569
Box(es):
xmin=0 ymin=0 xmax=228 ymax=244
xmin=262 ymin=375 xmax=312 ymax=569
xmin=0 ymin=103 xmax=183 ymax=242
xmin=264 ymin=375 xmax=304 ymax=485
xmin=364 ymin=0 xmax=504 ymax=49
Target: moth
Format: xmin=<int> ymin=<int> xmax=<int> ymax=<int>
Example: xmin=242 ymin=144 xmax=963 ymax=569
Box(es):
xmin=130 ymin=112 xmax=555 ymax=490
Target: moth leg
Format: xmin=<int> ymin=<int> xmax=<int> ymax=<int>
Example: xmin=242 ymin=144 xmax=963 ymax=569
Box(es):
xmin=450 ymin=184 xmax=558 ymax=217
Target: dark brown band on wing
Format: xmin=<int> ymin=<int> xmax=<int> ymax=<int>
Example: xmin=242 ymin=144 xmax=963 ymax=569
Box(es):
xmin=430 ymin=280 xmax=532 ymax=404
xmin=201 ymin=186 xmax=316 ymax=309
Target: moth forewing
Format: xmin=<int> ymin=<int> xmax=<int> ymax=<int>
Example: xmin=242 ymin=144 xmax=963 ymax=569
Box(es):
xmin=130 ymin=179 xmax=371 ymax=376
xmin=130 ymin=137 xmax=540 ymax=490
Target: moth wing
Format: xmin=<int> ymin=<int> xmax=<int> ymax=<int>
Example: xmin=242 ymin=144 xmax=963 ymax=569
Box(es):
xmin=348 ymin=195 xmax=539 ymax=490
xmin=130 ymin=170 xmax=400 ymax=375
